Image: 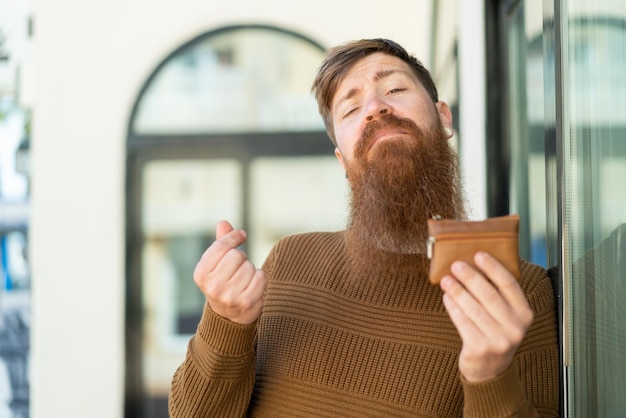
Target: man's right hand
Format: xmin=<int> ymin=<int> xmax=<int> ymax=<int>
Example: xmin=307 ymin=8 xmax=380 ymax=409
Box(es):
xmin=193 ymin=220 xmax=266 ymax=325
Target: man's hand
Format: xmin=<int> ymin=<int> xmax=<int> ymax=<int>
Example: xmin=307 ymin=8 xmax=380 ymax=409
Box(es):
xmin=440 ymin=251 xmax=533 ymax=382
xmin=193 ymin=220 xmax=266 ymax=325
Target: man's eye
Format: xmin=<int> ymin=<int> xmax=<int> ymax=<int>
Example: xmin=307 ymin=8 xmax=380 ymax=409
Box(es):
xmin=343 ymin=107 xmax=358 ymax=118
xmin=389 ymin=88 xmax=406 ymax=94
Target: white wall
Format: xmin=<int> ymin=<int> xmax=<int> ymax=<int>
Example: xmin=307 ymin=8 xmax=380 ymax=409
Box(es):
xmin=31 ymin=1 xmax=450 ymax=417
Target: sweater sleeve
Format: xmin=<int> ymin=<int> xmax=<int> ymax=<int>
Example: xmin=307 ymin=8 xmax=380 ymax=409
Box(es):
xmin=168 ymin=302 xmax=257 ymax=418
xmin=461 ymin=262 xmax=560 ymax=417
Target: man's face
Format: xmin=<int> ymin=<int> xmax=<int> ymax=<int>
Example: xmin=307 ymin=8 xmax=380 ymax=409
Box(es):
xmin=330 ymin=52 xmax=452 ymax=167
xmin=329 ymin=52 xmax=464 ymax=275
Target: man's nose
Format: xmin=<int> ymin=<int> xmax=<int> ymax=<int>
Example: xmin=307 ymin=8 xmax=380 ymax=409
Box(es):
xmin=365 ymin=96 xmax=391 ymax=122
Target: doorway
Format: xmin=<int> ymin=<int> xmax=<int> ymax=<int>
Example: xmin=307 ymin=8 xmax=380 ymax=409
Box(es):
xmin=124 ymin=25 xmax=348 ymax=417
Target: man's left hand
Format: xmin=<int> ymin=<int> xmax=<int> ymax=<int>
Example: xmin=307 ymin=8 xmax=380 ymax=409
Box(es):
xmin=440 ymin=251 xmax=534 ymax=382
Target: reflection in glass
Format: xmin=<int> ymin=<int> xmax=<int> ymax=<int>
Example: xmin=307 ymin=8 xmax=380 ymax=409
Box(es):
xmin=560 ymin=9 xmax=626 ymax=417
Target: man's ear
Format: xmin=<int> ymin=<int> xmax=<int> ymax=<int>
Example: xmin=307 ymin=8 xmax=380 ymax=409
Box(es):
xmin=335 ymin=147 xmax=346 ymax=171
xmin=436 ymin=101 xmax=453 ymax=137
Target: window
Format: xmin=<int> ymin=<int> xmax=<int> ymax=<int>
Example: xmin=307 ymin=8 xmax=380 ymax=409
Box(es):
xmin=557 ymin=11 xmax=626 ymax=417
xmin=496 ymin=3 xmax=626 ymax=415
xmin=125 ymin=25 xmax=348 ymax=417
xmin=132 ymin=25 xmax=325 ymax=134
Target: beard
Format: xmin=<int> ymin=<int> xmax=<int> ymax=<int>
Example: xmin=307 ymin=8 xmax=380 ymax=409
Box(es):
xmin=343 ymin=113 xmax=466 ymax=277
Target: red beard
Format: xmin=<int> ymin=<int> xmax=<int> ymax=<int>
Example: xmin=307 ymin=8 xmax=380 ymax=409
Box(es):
xmin=344 ymin=113 xmax=466 ymax=277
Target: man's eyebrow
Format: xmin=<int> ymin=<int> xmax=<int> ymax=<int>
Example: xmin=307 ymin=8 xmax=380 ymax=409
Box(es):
xmin=373 ymin=69 xmax=398 ymax=81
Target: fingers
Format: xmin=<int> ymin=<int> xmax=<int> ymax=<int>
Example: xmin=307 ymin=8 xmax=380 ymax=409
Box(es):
xmin=216 ymin=219 xmax=234 ymax=240
xmin=440 ymin=271 xmax=502 ymax=343
xmin=473 ymin=252 xmax=532 ymax=317
xmin=445 ymin=257 xmax=509 ymax=324
xmin=192 ymin=220 xmax=265 ymax=324
xmin=442 ymin=263 xmax=531 ymax=338
xmin=441 ymin=291 xmax=482 ymax=339
xmin=471 ymin=252 xmax=533 ymax=326
xmin=196 ymin=222 xmax=247 ymax=274
xmin=444 ymin=252 xmax=531 ymax=321
xmin=440 ymin=251 xmax=533 ymax=381
xmin=203 ymin=260 xmax=266 ymax=325
xmin=215 ymin=247 xmax=257 ymax=291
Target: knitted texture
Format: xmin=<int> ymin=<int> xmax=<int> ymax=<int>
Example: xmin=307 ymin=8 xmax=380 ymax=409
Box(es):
xmin=169 ymin=231 xmax=559 ymax=417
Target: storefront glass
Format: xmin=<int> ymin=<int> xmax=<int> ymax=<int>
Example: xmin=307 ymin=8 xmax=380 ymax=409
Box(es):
xmin=558 ymin=1 xmax=626 ymax=416
xmin=503 ymin=1 xmax=626 ymax=415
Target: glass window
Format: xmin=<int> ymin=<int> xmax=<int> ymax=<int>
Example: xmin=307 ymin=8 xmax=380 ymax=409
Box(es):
xmin=559 ymin=6 xmax=626 ymax=417
xmin=504 ymin=0 xmax=548 ymax=267
xmin=126 ymin=25 xmax=336 ymax=417
xmin=248 ymin=156 xmax=349 ymax=266
xmin=132 ymin=26 xmax=325 ymax=134
xmin=140 ymin=159 xmax=242 ymax=397
xmin=504 ymin=3 xmax=626 ymax=415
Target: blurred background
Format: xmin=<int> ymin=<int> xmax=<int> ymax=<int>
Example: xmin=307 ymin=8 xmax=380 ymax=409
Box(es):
xmin=0 ymin=0 xmax=625 ymax=417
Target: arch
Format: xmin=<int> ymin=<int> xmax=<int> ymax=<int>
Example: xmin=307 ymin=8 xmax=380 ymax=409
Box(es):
xmin=123 ymin=24 xmax=345 ymax=418
xmin=127 ymin=24 xmax=326 ymax=141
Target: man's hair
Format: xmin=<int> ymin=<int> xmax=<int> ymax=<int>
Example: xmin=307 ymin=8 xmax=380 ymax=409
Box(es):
xmin=311 ymin=38 xmax=439 ymax=145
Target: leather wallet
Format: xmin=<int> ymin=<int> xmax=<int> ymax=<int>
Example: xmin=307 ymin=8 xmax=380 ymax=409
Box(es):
xmin=426 ymin=214 xmax=521 ymax=284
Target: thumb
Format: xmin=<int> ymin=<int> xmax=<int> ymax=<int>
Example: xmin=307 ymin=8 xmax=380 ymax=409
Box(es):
xmin=215 ymin=220 xmax=235 ymax=240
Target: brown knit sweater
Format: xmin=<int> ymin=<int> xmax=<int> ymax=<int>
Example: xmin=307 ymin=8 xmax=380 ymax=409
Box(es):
xmin=169 ymin=231 xmax=560 ymax=417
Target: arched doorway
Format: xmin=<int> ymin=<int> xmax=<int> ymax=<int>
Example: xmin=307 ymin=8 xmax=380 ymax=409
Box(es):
xmin=125 ymin=25 xmax=348 ymax=417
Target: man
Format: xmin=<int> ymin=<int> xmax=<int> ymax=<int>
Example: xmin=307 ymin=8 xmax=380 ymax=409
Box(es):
xmin=169 ymin=38 xmax=559 ymax=417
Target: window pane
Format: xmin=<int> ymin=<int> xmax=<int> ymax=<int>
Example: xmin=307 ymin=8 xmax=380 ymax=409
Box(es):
xmin=133 ymin=27 xmax=325 ymax=134
xmin=248 ymin=156 xmax=349 ymax=266
xmin=506 ymin=0 xmax=548 ymax=266
xmin=140 ymin=159 xmax=242 ymax=397
xmin=562 ymin=6 xmax=626 ymax=417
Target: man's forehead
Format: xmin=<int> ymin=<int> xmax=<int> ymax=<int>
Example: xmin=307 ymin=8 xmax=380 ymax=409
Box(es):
xmin=341 ymin=53 xmax=413 ymax=84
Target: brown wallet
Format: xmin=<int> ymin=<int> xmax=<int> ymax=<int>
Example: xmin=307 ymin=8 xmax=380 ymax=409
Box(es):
xmin=426 ymin=214 xmax=521 ymax=284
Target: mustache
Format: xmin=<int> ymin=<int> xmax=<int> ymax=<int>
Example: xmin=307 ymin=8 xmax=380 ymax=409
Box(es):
xmin=355 ymin=114 xmax=424 ymax=157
